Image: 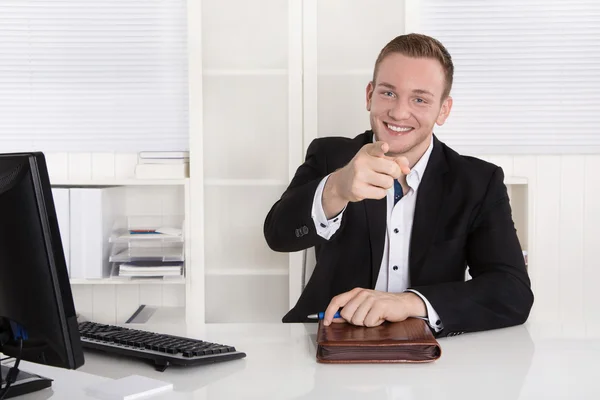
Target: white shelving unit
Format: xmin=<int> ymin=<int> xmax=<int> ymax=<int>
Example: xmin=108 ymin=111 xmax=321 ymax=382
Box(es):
xmin=46 ymin=150 xmax=191 ymax=325
xmin=189 ymin=0 xmax=303 ymax=323
xmin=52 ymin=179 xmax=187 ymax=186
xmin=69 ymin=278 xmax=186 ymax=285
xmin=504 ymin=177 xmax=528 ymax=185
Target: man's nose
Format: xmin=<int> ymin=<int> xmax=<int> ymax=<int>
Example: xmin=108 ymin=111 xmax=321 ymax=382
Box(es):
xmin=388 ymin=99 xmax=411 ymax=121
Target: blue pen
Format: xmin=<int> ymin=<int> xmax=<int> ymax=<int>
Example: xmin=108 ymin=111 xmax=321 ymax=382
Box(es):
xmin=307 ymin=311 xmax=341 ymax=320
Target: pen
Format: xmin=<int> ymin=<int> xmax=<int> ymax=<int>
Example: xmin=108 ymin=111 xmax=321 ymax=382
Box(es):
xmin=307 ymin=311 xmax=341 ymax=320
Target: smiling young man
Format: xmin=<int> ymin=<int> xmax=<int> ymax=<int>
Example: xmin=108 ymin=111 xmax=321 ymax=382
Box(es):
xmin=264 ymin=34 xmax=533 ymax=337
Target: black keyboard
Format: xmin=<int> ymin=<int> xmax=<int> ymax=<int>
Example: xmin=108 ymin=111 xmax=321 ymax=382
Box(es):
xmin=78 ymin=321 xmax=246 ymax=371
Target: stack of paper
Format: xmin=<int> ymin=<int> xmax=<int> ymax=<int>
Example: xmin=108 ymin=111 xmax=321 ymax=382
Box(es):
xmin=138 ymin=151 xmax=189 ymax=164
xmin=135 ymin=151 xmax=189 ymax=179
xmin=109 ymin=221 xmax=185 ymax=280
xmin=118 ymin=262 xmax=182 ymax=277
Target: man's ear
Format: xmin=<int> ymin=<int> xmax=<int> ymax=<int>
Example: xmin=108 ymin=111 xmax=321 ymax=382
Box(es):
xmin=366 ymin=81 xmax=375 ymax=111
xmin=436 ymin=95 xmax=453 ymax=126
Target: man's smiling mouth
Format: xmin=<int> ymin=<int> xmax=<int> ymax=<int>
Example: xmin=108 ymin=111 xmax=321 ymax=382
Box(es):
xmin=386 ymin=122 xmax=414 ymax=133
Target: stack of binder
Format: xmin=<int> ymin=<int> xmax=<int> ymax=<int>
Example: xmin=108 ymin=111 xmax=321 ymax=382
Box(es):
xmin=109 ymin=216 xmax=185 ymax=281
xmin=69 ymin=187 xmax=121 ymax=279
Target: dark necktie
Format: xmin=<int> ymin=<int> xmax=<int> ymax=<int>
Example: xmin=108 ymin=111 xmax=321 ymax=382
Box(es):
xmin=394 ymin=180 xmax=403 ymax=205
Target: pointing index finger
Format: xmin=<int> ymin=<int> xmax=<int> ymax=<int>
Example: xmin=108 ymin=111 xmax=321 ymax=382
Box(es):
xmin=394 ymin=156 xmax=411 ymax=175
xmin=366 ymin=141 xmax=389 ymax=158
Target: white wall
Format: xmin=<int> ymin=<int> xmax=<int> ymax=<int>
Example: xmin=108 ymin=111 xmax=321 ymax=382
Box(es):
xmin=477 ymin=154 xmax=600 ymax=332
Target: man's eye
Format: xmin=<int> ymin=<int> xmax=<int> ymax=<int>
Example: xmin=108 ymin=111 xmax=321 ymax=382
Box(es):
xmin=383 ymin=91 xmax=395 ymax=97
xmin=414 ymin=98 xmax=425 ymax=103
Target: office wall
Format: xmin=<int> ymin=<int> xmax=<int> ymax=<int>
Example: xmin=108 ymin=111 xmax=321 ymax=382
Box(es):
xmin=476 ymin=154 xmax=600 ymax=333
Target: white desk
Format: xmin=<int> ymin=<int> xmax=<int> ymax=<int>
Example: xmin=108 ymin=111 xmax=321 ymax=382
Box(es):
xmin=10 ymin=319 xmax=600 ymax=399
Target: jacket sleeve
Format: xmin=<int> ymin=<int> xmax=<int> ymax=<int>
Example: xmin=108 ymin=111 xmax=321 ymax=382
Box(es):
xmin=410 ymin=167 xmax=534 ymax=337
xmin=264 ymin=138 xmax=346 ymax=252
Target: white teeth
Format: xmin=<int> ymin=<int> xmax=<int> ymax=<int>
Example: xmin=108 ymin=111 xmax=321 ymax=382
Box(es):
xmin=386 ymin=123 xmax=412 ymax=132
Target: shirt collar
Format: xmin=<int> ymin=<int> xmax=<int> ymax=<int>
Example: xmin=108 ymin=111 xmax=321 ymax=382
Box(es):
xmin=407 ymin=136 xmax=434 ymax=191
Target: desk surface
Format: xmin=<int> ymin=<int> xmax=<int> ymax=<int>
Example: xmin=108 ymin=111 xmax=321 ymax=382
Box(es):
xmin=12 ymin=318 xmax=600 ymax=400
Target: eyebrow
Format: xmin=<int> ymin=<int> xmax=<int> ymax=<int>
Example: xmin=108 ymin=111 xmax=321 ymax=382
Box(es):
xmin=412 ymin=89 xmax=435 ymax=98
xmin=377 ymin=82 xmax=396 ymax=90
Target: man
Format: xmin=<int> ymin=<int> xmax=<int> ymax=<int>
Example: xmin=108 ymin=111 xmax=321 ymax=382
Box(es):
xmin=263 ymin=33 xmax=533 ymax=337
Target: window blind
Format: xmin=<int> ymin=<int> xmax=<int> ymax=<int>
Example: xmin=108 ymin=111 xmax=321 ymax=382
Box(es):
xmin=0 ymin=0 xmax=188 ymax=152
xmin=406 ymin=0 xmax=600 ymax=154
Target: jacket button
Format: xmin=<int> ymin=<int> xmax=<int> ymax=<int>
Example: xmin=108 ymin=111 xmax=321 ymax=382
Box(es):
xmin=394 ymin=228 xmax=399 ymax=234
xmin=392 ymin=265 xmax=398 ymax=271
xmin=302 ymin=226 xmax=309 ymax=234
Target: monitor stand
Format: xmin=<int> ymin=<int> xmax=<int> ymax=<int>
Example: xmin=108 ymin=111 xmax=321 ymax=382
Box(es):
xmin=1 ymin=365 xmax=52 ymax=399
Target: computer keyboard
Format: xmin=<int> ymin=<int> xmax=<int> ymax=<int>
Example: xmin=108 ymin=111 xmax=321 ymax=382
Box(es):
xmin=78 ymin=321 xmax=246 ymax=371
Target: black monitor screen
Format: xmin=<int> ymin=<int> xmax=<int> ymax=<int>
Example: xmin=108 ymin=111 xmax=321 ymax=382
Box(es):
xmin=0 ymin=153 xmax=84 ymax=370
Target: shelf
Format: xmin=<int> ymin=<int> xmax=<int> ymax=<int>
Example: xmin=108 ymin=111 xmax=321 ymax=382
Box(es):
xmin=70 ymin=278 xmax=186 ymax=285
xmin=205 ymin=267 xmax=288 ymax=276
xmin=504 ymin=176 xmax=528 ymax=185
xmin=109 ymin=234 xmax=184 ymax=244
xmin=51 ymin=179 xmax=188 ymax=186
xmin=204 ymin=179 xmax=288 ymax=187
xmin=203 ymin=69 xmax=287 ymax=76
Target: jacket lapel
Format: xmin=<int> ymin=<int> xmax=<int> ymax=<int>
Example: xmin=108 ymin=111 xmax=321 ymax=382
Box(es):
xmin=409 ymin=136 xmax=448 ymax=283
xmin=365 ymin=197 xmax=387 ymax=287
xmin=358 ymin=131 xmax=388 ymax=288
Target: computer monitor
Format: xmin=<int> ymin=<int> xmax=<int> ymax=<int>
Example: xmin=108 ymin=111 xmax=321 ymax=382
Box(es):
xmin=0 ymin=152 xmax=84 ymax=398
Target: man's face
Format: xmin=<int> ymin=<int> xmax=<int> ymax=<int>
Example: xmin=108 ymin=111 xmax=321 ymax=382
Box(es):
xmin=366 ymin=53 xmax=452 ymax=159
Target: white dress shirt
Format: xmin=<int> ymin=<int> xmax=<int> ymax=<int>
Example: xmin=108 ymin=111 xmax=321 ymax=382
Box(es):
xmin=310 ymin=136 xmax=444 ymax=333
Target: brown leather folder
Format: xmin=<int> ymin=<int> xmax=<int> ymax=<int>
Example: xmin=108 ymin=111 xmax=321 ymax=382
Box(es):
xmin=316 ymin=318 xmax=442 ymax=363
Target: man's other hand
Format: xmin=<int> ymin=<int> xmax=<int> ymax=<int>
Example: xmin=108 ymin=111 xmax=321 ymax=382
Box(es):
xmin=323 ymin=288 xmax=426 ymax=327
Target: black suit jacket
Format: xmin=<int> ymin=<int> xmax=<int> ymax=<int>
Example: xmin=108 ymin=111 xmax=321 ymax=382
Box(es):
xmin=264 ymin=131 xmax=533 ymax=338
